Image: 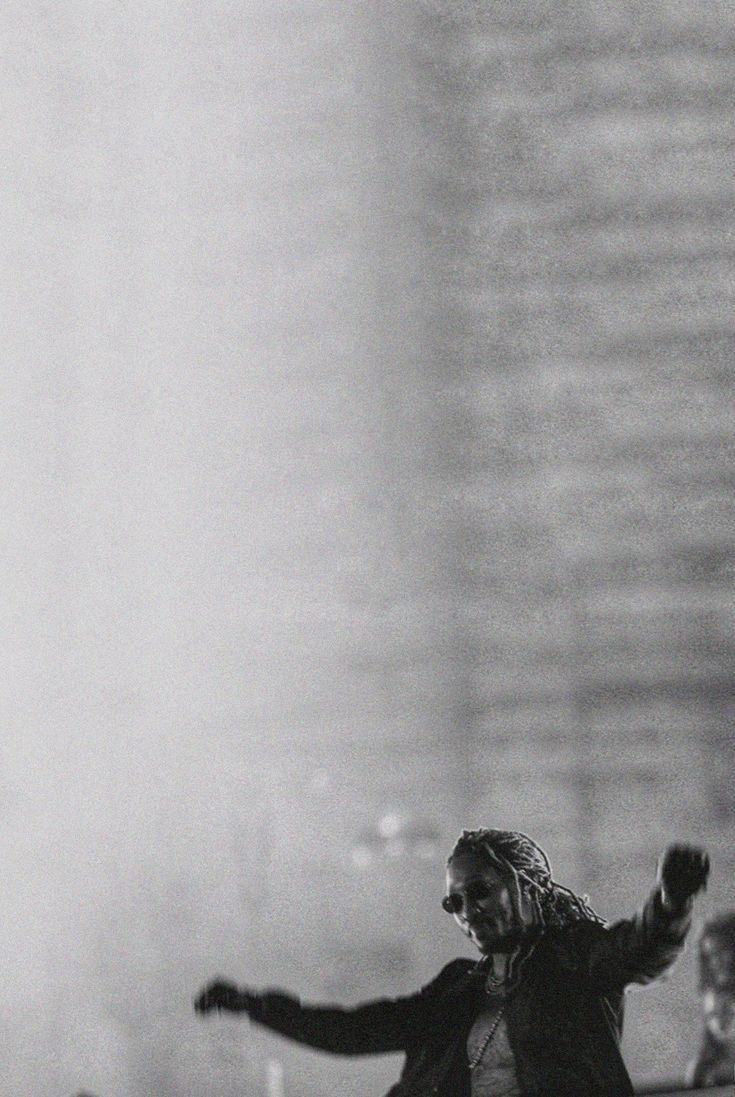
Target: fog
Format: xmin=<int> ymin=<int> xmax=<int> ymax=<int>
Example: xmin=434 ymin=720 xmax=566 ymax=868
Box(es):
xmin=3 ymin=3 xmax=734 ymax=1095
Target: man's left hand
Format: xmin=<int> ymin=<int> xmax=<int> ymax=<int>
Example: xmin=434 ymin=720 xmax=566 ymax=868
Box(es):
xmin=658 ymin=844 xmax=710 ymax=910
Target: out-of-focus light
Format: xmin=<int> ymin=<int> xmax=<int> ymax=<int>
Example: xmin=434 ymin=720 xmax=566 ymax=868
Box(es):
xmin=351 ymin=845 xmax=372 ymax=869
xmin=351 ymin=814 xmax=441 ymax=867
xmin=378 ymin=812 xmax=402 ymax=839
xmin=266 ymin=1058 xmax=284 ymax=1097
xmin=415 ymin=840 xmax=438 ymax=860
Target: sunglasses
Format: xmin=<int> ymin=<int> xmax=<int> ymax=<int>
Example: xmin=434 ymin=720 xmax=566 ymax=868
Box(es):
xmin=441 ymin=880 xmax=494 ymax=915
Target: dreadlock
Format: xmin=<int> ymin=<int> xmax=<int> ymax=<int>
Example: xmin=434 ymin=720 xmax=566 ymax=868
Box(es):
xmin=448 ymin=828 xmax=605 ymax=930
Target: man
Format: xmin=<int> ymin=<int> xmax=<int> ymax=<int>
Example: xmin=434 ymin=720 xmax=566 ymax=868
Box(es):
xmin=195 ymin=829 xmax=709 ymax=1096
xmin=686 ymin=911 xmax=735 ymax=1087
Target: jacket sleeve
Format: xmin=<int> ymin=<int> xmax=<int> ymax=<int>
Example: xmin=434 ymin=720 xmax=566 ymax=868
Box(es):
xmin=578 ymin=886 xmax=692 ymax=993
xmin=685 ymin=1030 xmax=722 ymax=1089
xmin=246 ymin=960 xmax=468 ymax=1056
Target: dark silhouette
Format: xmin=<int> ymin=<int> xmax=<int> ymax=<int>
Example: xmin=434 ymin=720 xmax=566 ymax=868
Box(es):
xmin=196 ymin=830 xmax=709 ymax=1097
xmin=687 ymin=911 xmax=735 ymax=1087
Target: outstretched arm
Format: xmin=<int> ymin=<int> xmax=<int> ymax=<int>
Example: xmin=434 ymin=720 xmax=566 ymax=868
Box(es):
xmin=244 ymin=989 xmax=426 ymax=1054
xmin=581 ymin=844 xmax=709 ymax=992
xmin=194 ymin=961 xmax=466 ymax=1056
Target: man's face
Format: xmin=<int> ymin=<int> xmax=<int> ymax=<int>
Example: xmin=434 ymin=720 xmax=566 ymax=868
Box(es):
xmin=704 ymin=988 xmax=735 ymax=1046
xmin=702 ymin=934 xmax=735 ymax=989
xmin=444 ymin=851 xmax=525 ymax=955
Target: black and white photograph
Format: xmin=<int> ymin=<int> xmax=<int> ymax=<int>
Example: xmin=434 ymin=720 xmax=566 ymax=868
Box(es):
xmin=3 ymin=3 xmax=734 ymax=1095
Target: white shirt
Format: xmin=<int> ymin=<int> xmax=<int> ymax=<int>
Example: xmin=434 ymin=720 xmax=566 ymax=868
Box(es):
xmin=467 ymin=1006 xmax=522 ymax=1097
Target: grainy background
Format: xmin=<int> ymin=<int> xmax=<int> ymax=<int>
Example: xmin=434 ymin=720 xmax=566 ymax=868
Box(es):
xmin=2 ymin=2 xmax=733 ymax=1095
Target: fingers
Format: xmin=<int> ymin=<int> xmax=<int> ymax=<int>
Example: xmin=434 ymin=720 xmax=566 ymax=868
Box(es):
xmin=688 ymin=848 xmax=710 ymax=889
xmin=194 ymin=979 xmax=242 ymax=1015
xmin=194 ymin=983 xmax=219 ymax=1014
xmin=663 ymin=844 xmax=709 ymax=876
xmin=661 ymin=844 xmax=701 ymax=869
xmin=659 ymin=844 xmax=711 ymax=904
xmin=664 ymin=842 xmax=707 ymax=862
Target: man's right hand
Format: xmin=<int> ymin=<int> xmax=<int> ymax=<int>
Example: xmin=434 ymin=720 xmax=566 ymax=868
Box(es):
xmin=194 ymin=979 xmax=256 ymax=1015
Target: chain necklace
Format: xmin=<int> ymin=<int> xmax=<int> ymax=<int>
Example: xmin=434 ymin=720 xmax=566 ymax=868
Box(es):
xmin=485 ymin=968 xmax=507 ymax=993
xmin=480 ymin=930 xmax=543 ymax=996
xmin=467 ymin=1005 xmax=505 ymax=1071
xmin=469 ymin=934 xmax=543 ymax=1071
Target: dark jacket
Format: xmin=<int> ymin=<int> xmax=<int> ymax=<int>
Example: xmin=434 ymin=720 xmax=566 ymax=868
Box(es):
xmin=248 ymin=888 xmax=691 ymax=1097
xmin=687 ymin=1027 xmax=734 ymax=1088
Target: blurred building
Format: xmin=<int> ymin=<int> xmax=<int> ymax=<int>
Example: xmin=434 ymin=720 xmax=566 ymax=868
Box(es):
xmin=3 ymin=2 xmax=734 ymax=1095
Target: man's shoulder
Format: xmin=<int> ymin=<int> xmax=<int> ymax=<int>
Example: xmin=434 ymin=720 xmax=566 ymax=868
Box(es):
xmin=436 ymin=956 xmax=478 ymax=979
xmin=545 ymin=918 xmax=609 ymax=945
xmin=446 ymin=956 xmax=478 ymax=974
xmin=423 ymin=956 xmax=477 ymax=993
xmin=412 ymin=957 xmax=481 ymax=1014
xmin=536 ymin=920 xmax=610 ymax=970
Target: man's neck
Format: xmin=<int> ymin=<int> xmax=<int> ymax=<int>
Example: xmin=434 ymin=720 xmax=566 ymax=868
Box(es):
xmin=490 ymin=947 xmax=520 ymax=983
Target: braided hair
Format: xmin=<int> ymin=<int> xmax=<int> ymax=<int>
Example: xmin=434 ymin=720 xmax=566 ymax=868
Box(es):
xmin=448 ymin=828 xmax=605 ymax=930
